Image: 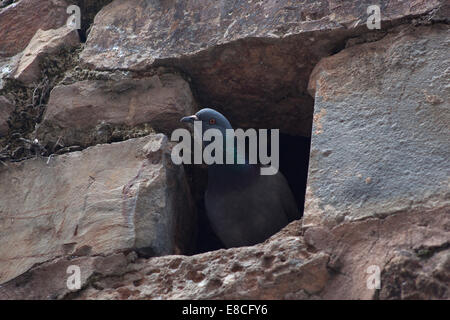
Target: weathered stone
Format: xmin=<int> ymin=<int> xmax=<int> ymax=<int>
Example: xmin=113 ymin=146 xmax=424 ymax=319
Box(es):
xmin=312 ymin=206 xmax=449 ymax=299
xmin=0 ymin=0 xmax=448 ymax=302
xmin=35 ymin=73 xmax=196 ymax=148
xmin=1 ymin=206 xmax=447 ymax=299
xmin=379 ymin=249 xmax=449 ymax=300
xmin=0 ymin=220 xmax=331 ymax=299
xmin=79 ymin=0 xmax=444 ymax=136
xmin=0 ymin=134 xmax=195 ymax=285
xmin=0 ymin=95 xmax=14 ymax=136
xmin=81 ymin=0 xmax=443 ymax=70
xmin=0 ymin=253 xmax=128 ymax=300
xmin=0 ymin=0 xmax=70 ymax=57
xmin=74 ymin=207 xmax=446 ymax=300
xmin=305 ymin=24 xmax=450 ymax=227
xmin=13 ymin=25 xmax=80 ymax=84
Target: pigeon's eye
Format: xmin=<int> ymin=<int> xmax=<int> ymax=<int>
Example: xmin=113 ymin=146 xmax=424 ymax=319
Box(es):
xmin=209 ymin=118 xmax=216 ymax=125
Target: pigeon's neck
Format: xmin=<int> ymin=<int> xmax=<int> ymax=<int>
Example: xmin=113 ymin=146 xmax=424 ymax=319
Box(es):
xmin=207 ymin=162 xmax=260 ymax=191
xmin=206 ymin=127 xmax=259 ymax=184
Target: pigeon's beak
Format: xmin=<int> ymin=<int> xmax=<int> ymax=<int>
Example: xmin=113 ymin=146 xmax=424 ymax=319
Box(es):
xmin=180 ymin=115 xmax=198 ymax=123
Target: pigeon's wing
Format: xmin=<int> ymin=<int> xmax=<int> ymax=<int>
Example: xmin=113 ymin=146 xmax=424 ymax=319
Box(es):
xmin=272 ymin=171 xmax=300 ymax=222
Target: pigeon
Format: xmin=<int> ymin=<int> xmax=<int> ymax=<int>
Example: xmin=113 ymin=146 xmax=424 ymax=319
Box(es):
xmin=181 ymin=108 xmax=299 ymax=248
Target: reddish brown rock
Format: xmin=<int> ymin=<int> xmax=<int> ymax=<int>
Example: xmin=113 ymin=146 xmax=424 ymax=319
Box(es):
xmin=308 ymin=206 xmax=449 ymax=299
xmin=81 ymin=0 xmax=443 ymax=70
xmin=0 ymin=253 xmax=128 ymax=300
xmin=0 ymin=220 xmax=332 ymax=299
xmin=0 ymin=0 xmax=70 ymax=57
xmin=379 ymin=249 xmax=449 ymax=300
xmin=13 ymin=25 xmax=80 ymax=84
xmin=0 ymin=0 xmax=448 ymax=302
xmin=79 ymin=0 xmax=444 ymax=136
xmin=0 ymin=207 xmax=447 ymax=300
xmin=75 ymin=207 xmax=450 ymax=300
xmin=0 ymin=134 xmax=195 ymax=285
xmin=35 ymin=73 xmax=196 ymax=148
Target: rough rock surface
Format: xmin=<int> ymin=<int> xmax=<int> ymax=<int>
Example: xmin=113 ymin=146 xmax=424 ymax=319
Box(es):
xmin=305 ymin=24 xmax=450 ymax=227
xmin=0 ymin=207 xmax=447 ymax=300
xmin=379 ymin=247 xmax=449 ymax=300
xmin=0 ymin=95 xmax=14 ymax=136
xmin=0 ymin=0 xmax=448 ymax=301
xmin=0 ymin=220 xmax=331 ymax=299
xmin=81 ymin=0 xmax=443 ymax=69
xmin=0 ymin=0 xmax=70 ymax=57
xmin=35 ymin=73 xmax=196 ymax=148
xmin=0 ymin=134 xmax=195 ymax=285
xmin=79 ymin=0 xmax=445 ymax=136
xmin=13 ymin=25 xmax=80 ymax=84
xmin=309 ymin=206 xmax=449 ymax=299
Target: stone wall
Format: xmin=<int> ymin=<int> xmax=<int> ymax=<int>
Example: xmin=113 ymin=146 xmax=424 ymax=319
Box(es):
xmin=305 ymin=24 xmax=449 ymax=227
xmin=0 ymin=0 xmax=448 ymax=299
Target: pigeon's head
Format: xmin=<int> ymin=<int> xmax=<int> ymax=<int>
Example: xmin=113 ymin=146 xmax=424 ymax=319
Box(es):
xmin=180 ymin=108 xmax=232 ymax=136
xmin=180 ymin=108 xmax=247 ymax=166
